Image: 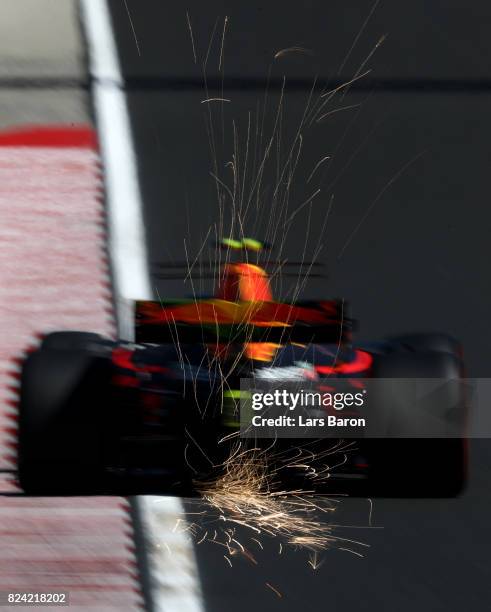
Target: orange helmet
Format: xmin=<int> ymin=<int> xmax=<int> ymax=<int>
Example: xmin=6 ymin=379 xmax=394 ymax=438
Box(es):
xmin=217 ymin=263 xmax=273 ymax=302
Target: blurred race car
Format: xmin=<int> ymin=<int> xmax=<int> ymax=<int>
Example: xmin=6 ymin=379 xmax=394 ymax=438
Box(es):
xmin=18 ymin=239 xmax=467 ymax=497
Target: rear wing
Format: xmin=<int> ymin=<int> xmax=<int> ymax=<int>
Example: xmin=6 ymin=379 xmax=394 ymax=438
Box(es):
xmin=134 ymin=299 xmax=353 ymax=344
xmin=152 ymin=259 xmax=325 ymax=280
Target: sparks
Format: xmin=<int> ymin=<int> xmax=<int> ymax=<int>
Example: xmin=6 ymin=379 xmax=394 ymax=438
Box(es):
xmin=194 ymin=445 xmax=340 ymax=553
xmin=274 ymin=46 xmax=314 ymax=59
xmin=265 ymin=582 xmax=283 ymax=598
xmin=201 ymin=98 xmax=232 ymax=104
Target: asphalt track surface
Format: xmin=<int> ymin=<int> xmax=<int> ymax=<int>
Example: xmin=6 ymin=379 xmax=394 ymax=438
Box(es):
xmin=107 ymin=2 xmax=491 ymax=610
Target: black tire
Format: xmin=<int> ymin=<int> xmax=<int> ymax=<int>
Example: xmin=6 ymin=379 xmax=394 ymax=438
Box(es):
xmin=388 ymin=333 xmax=462 ymax=359
xmin=41 ymin=331 xmax=110 ymax=352
xmin=18 ymin=348 xmax=110 ymax=495
xmin=364 ymin=351 xmax=467 ymax=497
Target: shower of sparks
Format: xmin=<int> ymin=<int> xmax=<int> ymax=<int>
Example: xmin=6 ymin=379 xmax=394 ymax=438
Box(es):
xmin=338 ymin=547 xmax=365 ymax=558
xmin=181 ymin=442 xmax=368 ymax=562
xmin=201 ymin=98 xmax=232 ymax=104
xmin=186 ymin=11 xmax=197 ymax=64
xmin=274 ymin=46 xmax=315 ymax=60
xmin=161 ymin=9 xmax=396 ymax=570
xmin=316 ymin=103 xmax=362 ymax=123
xmin=337 ymin=0 xmax=381 ymax=74
xmin=342 ymin=34 xmax=387 ymax=100
xmin=123 ymin=0 xmax=141 ymax=56
xmin=219 ymin=16 xmax=229 ymax=71
xmin=265 ymin=582 xmax=283 ymax=598
xmin=320 ymin=70 xmax=372 ymax=98
xmin=283 ymin=188 xmax=321 ymax=226
xmin=337 ymin=150 xmax=425 ymax=259
xmin=307 ymin=155 xmax=331 ymax=183
xmin=308 ymin=551 xmax=324 ymax=570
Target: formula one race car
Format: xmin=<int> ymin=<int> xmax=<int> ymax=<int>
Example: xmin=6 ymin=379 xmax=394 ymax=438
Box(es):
xmin=18 ymin=239 xmax=467 ymax=497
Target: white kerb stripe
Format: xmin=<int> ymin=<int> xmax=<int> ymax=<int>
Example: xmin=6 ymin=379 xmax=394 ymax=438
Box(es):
xmin=79 ymin=1 xmax=204 ymax=611
xmin=80 ymin=0 xmax=151 ymax=301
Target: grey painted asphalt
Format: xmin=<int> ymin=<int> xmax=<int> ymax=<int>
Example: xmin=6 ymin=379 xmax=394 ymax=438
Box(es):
xmin=107 ymin=2 xmax=491 ymax=610
xmin=0 ymin=0 xmax=88 ymax=128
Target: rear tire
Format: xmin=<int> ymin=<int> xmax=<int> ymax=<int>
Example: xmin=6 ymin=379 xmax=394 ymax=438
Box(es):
xmin=388 ymin=333 xmax=462 ymax=360
xmin=41 ymin=331 xmax=110 ymax=352
xmin=365 ymin=350 xmax=467 ymax=497
xmin=18 ymin=348 xmax=109 ymax=495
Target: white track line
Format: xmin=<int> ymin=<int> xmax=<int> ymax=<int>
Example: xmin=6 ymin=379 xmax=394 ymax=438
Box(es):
xmin=79 ymin=2 xmax=204 ymax=611
xmin=80 ymin=0 xmax=150 ymax=303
